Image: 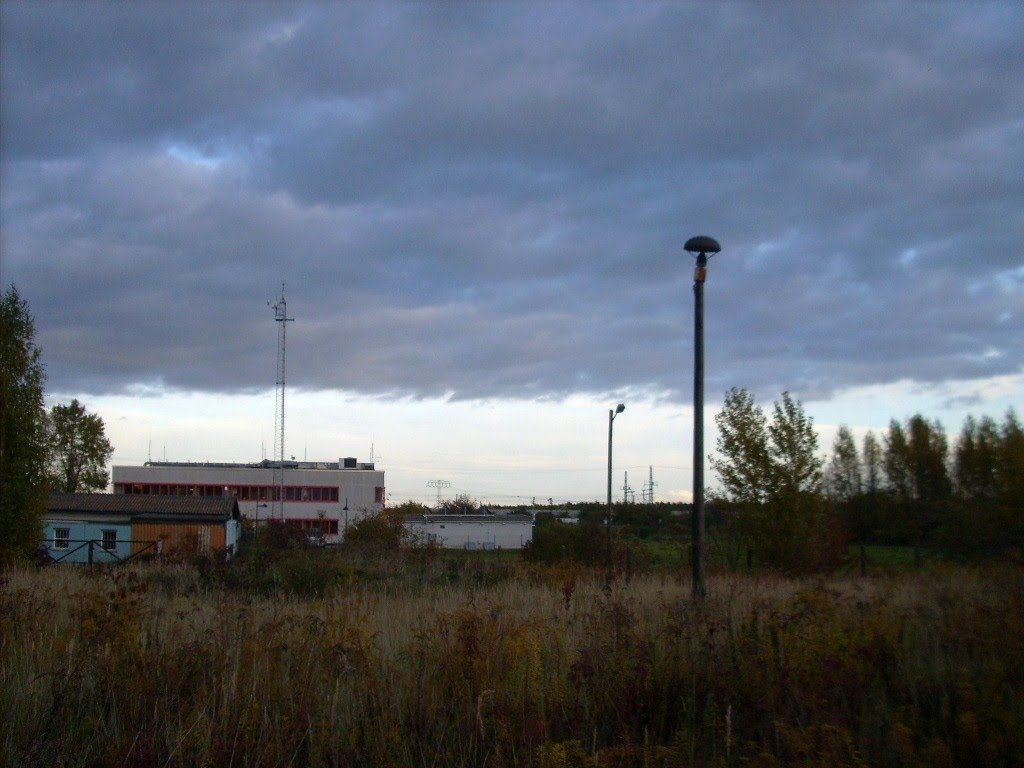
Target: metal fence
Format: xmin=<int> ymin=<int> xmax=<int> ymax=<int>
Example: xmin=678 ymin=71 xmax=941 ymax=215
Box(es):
xmin=38 ymin=539 xmax=160 ymax=565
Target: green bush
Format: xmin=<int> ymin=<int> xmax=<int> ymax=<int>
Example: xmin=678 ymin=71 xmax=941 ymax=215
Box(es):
xmin=524 ymin=519 xmax=603 ymax=564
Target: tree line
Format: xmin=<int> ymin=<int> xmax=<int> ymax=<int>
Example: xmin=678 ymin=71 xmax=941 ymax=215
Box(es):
xmin=1 ymin=286 xmax=114 ymax=565
xmin=712 ymin=386 xmax=1024 ymax=571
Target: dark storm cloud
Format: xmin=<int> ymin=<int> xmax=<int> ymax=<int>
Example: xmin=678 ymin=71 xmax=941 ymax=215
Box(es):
xmin=2 ymin=2 xmax=1022 ymax=402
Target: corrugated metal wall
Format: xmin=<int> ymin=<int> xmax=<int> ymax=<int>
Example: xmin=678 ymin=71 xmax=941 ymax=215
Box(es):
xmin=132 ymin=522 xmax=225 ymax=556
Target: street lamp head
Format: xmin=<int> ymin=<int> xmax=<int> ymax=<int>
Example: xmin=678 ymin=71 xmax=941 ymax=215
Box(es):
xmin=616 ymin=403 xmax=626 ymax=414
xmin=684 ymin=235 xmax=721 ymax=257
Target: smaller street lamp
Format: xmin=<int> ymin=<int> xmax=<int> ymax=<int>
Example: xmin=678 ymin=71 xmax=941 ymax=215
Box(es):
xmin=607 ymin=403 xmax=626 ymax=568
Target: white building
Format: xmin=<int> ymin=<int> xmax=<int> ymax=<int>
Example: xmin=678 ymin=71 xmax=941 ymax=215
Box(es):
xmin=402 ymin=512 xmax=534 ymax=549
xmin=112 ymin=459 xmax=384 ymax=544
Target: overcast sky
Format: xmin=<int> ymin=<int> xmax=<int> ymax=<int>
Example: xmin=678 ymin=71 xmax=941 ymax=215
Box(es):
xmin=2 ymin=2 xmax=1022 ymax=504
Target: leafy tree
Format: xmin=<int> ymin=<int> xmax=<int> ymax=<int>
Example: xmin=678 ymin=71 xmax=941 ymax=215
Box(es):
xmin=767 ymin=392 xmax=823 ymax=498
xmin=387 ymin=500 xmax=431 ymax=516
xmin=712 ymin=388 xmax=838 ymax=572
xmin=711 ymin=387 xmax=771 ymax=505
xmin=47 ymin=399 xmax=114 ymax=492
xmin=712 ymin=389 xmax=824 ymax=506
xmin=884 ymin=415 xmax=951 ymax=558
xmin=883 ymin=420 xmax=913 ymax=500
xmin=0 ymin=286 xmax=50 ymax=565
xmin=861 ymin=431 xmax=884 ymax=495
xmin=827 ymin=426 xmax=862 ymax=502
xmin=440 ymin=493 xmax=479 ymax=515
xmin=942 ymin=410 xmax=1024 ymax=556
xmin=884 ymin=415 xmax=951 ymax=501
xmin=345 ymin=510 xmax=419 ymax=552
xmin=829 ymin=426 xmax=890 ymax=568
xmin=954 ymin=415 xmax=1000 ymax=501
xmin=996 ymin=409 xmax=1024 ymax=509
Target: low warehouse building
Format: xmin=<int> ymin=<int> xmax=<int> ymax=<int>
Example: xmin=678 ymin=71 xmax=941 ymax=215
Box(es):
xmin=41 ymin=493 xmax=242 ymax=563
xmin=402 ymin=512 xmax=534 ymax=549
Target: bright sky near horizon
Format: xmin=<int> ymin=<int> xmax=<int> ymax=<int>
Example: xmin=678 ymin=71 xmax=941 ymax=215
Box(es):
xmin=2 ymin=3 xmax=1022 ymax=505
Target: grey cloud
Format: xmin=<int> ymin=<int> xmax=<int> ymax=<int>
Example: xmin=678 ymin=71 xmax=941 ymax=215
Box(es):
xmin=1 ymin=2 xmax=1022 ymax=404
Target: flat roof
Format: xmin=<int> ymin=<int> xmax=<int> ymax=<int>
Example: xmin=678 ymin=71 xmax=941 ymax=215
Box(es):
xmin=120 ymin=459 xmax=377 ymax=471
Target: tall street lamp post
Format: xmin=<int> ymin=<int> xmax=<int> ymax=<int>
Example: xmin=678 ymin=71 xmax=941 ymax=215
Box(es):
xmin=607 ymin=403 xmax=626 ymax=568
xmin=684 ymin=235 xmax=721 ymax=600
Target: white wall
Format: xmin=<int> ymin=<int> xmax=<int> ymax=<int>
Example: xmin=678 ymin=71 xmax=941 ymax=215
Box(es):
xmin=404 ymin=519 xmax=533 ymax=549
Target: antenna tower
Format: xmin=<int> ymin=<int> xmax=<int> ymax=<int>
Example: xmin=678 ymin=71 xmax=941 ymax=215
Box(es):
xmin=426 ymin=479 xmax=452 ymax=508
xmin=269 ymin=284 xmax=294 ymax=518
xmin=642 ymin=466 xmax=658 ymax=504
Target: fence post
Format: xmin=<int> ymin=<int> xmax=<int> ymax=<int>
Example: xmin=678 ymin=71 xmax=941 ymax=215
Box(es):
xmin=88 ymin=541 xmax=94 ymax=565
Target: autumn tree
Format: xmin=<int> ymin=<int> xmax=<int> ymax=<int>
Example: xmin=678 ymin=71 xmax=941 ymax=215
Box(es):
xmin=0 ymin=286 xmax=50 ymax=565
xmin=885 ymin=415 xmax=951 ymax=502
xmin=712 ymin=388 xmax=839 ymax=572
xmin=387 ymin=500 xmax=431 ymax=516
xmin=996 ymin=410 xmax=1024 ymax=509
xmin=827 ymin=425 xmax=892 ymax=569
xmin=883 ymin=415 xmax=951 ymax=559
xmin=883 ymin=420 xmax=912 ymax=500
xmin=47 ymin=399 xmax=114 ymax=492
xmin=711 ymin=387 xmax=771 ymax=505
xmin=946 ymin=410 xmax=1024 ymax=554
xmin=861 ymin=431 xmax=884 ymax=495
xmin=827 ymin=426 xmax=862 ymax=502
xmin=954 ymin=415 xmax=1000 ymax=501
xmin=768 ymin=392 xmax=824 ymax=497
xmin=440 ymin=493 xmax=479 ymax=515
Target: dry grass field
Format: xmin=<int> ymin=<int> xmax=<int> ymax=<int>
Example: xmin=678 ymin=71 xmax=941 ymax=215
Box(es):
xmin=2 ymin=556 xmax=1022 ymax=767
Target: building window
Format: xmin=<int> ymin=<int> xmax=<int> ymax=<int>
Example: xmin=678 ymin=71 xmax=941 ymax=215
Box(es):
xmin=101 ymin=530 xmax=117 ymax=551
xmin=375 ymin=486 xmax=385 ymax=504
xmin=54 ymin=528 xmax=70 ymax=549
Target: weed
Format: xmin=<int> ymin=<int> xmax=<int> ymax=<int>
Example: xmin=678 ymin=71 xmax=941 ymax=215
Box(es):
xmin=1 ymin=563 xmax=1022 ymax=766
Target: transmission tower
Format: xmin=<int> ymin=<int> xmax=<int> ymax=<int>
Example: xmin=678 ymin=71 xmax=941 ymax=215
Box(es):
xmin=269 ymin=284 xmax=294 ymax=518
xmin=641 ymin=466 xmax=658 ymax=504
xmin=426 ymin=479 xmax=451 ymax=508
xmin=621 ymin=471 xmax=635 ymax=504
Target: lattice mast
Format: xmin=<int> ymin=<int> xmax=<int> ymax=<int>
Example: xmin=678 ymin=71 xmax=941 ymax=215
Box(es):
xmin=270 ymin=285 xmax=294 ymax=518
xmin=621 ymin=471 xmax=635 ymax=504
xmin=642 ymin=466 xmax=657 ymax=504
xmin=426 ymin=479 xmax=451 ymax=509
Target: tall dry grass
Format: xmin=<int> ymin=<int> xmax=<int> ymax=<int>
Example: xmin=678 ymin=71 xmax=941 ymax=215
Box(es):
xmin=1 ymin=560 xmax=1022 ymax=767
